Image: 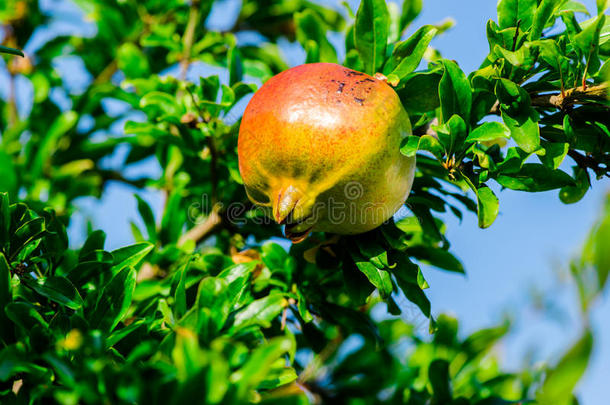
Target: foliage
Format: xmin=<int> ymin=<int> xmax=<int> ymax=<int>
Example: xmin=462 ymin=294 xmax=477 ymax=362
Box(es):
xmin=0 ymin=0 xmax=608 ymax=403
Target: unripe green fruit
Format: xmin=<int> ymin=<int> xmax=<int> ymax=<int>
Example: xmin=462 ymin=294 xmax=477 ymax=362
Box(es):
xmin=238 ymin=63 xmax=416 ymax=242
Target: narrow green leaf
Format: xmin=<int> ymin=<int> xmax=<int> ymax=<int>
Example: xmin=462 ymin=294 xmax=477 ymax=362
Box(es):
xmin=22 ymin=276 xmax=83 ymax=310
xmin=232 ymin=293 xmax=286 ymax=332
xmin=228 ymin=45 xmax=243 ymax=86
xmin=531 ymin=0 xmax=562 ymax=40
xmin=537 ymin=330 xmax=593 ymax=404
xmin=110 ymin=242 xmax=153 ymax=273
xmin=0 ymin=45 xmax=24 ymax=57
xmin=354 ymin=0 xmax=389 ymax=74
xmin=429 ymin=359 xmax=452 ymax=402
xmin=30 ymin=111 xmax=78 ymax=180
xmin=0 ymin=151 xmax=17 ymax=197
xmin=5 ymin=302 xmax=48 ymax=331
xmin=0 ymin=193 xmax=9 ymax=248
xmin=387 ymin=25 xmax=437 ymax=79
xmin=135 ymin=195 xmax=156 ymax=243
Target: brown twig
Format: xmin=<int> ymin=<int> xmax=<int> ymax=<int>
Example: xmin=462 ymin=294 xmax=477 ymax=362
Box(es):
xmin=178 ymin=207 xmax=222 ymax=246
xmin=567 ymin=150 xmax=608 ymax=178
xmin=530 ymin=82 xmax=609 ymax=109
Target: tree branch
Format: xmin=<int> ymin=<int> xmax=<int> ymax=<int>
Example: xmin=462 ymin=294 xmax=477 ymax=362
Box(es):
xmin=178 ymin=207 xmax=222 ymax=246
xmin=567 ymin=150 xmax=608 ymax=178
xmin=530 ymin=82 xmax=609 ymax=109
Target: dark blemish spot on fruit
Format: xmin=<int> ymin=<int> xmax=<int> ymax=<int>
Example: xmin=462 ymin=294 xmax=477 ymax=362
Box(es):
xmin=337 ymin=82 xmax=345 ymax=93
xmin=354 ymin=97 xmax=364 ymax=105
xmin=344 ymin=69 xmax=364 ymax=77
xmin=357 ymin=78 xmax=376 ymax=84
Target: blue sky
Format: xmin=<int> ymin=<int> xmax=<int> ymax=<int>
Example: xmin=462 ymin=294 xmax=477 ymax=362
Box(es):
xmin=18 ymin=0 xmax=610 ymax=403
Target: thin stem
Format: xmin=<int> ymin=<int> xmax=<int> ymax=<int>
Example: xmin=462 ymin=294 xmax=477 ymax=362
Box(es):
xmin=180 ymin=0 xmax=201 ymax=81
xmin=178 ymin=207 xmax=222 ymax=246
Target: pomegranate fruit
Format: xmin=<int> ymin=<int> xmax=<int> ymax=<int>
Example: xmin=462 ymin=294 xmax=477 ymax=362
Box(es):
xmin=238 ymin=63 xmax=415 ymax=242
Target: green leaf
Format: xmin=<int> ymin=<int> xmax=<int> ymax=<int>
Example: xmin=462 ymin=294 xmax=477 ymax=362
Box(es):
xmin=22 ymin=276 xmax=83 ymax=310
xmin=171 ymin=263 xmax=188 ymax=320
xmin=537 ymin=330 xmax=593 ymax=404
xmin=232 ymin=292 xmax=286 ymax=332
xmin=0 ymin=192 xmax=9 ymax=248
xmin=592 ymin=201 xmax=610 ymax=288
xmin=228 ymin=45 xmax=243 ymax=86
xmin=399 ymin=0 xmax=423 ymax=34
xmin=30 ymin=111 xmax=78 ymax=180
xmin=401 ymin=134 xmax=444 ymax=159
xmin=110 ymin=242 xmax=153 ymax=273
xmin=0 ymin=45 xmax=24 ymax=57
xmin=476 ymin=186 xmax=500 ymax=229
xmin=501 ymin=110 xmax=540 ymax=154
xmin=0 ymin=254 xmax=11 ymax=343
xmin=497 ymin=0 xmax=537 ymax=30
xmin=397 ymin=70 xmax=442 ymax=113
xmin=0 ymin=151 xmax=17 ymax=197
xmin=89 ymin=267 xmax=137 ymax=332
xmin=598 ymin=0 xmax=610 ymax=13
xmin=387 ymin=25 xmax=437 ymax=79
xmin=303 ymin=40 xmax=320 ymax=63
xmin=140 ymin=91 xmax=182 ymax=118
xmin=429 ymin=359 xmax=452 ymax=402
xmin=356 ymin=261 xmax=393 ymax=298
xmin=559 ymin=166 xmax=590 ymax=204
xmin=232 ymin=337 xmax=294 ymax=399
xmin=574 ymin=14 xmax=606 ymax=76
xmin=531 ymin=0 xmax=562 ymax=40
xmin=5 ymin=302 xmax=48 ymax=331
xmin=539 ymin=141 xmax=569 ymax=169
xmin=408 ymin=246 xmax=465 ymax=273
xmin=354 ymin=0 xmax=389 ymax=74
xmin=11 ymin=217 xmax=45 ymax=260
xmin=496 ymin=164 xmax=574 ymax=192
xmin=295 ymin=10 xmax=338 ymax=64
xmin=434 ymin=114 xmax=467 ymax=156
xmin=439 ymin=59 xmax=472 ymax=124
xmin=117 ymin=42 xmax=150 ymax=79
xmin=466 ymin=121 xmax=511 ymax=143
xmin=461 ymin=323 xmax=509 ymax=358
xmin=79 ymin=230 xmax=106 ymax=261
xmin=135 ymin=195 xmax=156 ymax=242
xmin=392 ymin=256 xmax=431 ymax=316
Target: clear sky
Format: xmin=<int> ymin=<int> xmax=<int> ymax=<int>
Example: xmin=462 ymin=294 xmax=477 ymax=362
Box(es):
xmin=28 ymin=0 xmax=609 ymax=403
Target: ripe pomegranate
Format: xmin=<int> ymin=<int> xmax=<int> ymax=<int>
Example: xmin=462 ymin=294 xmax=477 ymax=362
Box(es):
xmin=238 ymin=63 xmax=415 ymax=242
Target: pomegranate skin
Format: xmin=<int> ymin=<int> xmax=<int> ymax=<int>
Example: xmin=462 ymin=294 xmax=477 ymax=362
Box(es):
xmin=238 ymin=63 xmax=415 ymax=242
